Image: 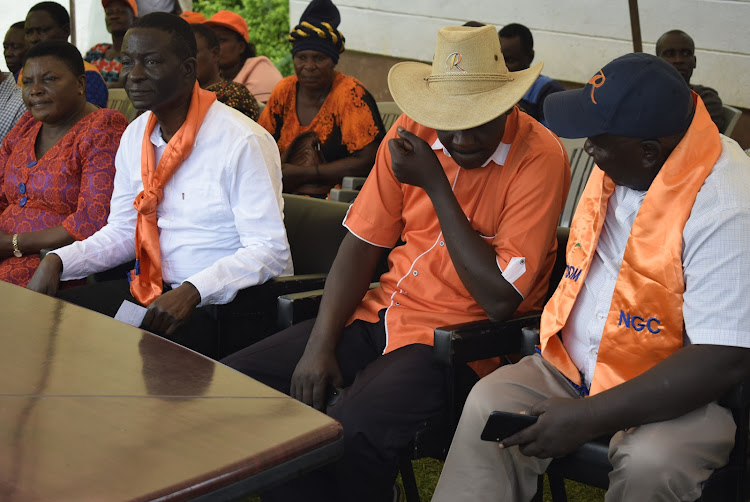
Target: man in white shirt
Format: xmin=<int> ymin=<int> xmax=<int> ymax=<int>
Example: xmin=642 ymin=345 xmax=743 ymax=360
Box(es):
xmin=433 ymin=53 xmax=750 ymax=501
xmin=28 ymin=13 xmax=291 ymax=358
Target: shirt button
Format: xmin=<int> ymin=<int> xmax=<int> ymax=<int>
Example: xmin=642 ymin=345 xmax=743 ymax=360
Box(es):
xmin=412 ymin=270 xmax=418 ymax=276
xmin=439 ymin=241 xmax=445 ymax=246
xmin=596 ymin=313 xmax=605 ymax=319
xmin=395 ymin=302 xmax=400 ymax=306
xmin=590 ymin=348 xmax=598 ymax=356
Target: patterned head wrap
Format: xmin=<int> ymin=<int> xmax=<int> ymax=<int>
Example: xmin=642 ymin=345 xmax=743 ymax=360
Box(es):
xmin=289 ymin=0 xmax=345 ymax=64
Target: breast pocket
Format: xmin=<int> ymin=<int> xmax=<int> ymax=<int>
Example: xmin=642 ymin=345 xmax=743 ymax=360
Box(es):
xmin=172 ymin=184 xmax=226 ymax=226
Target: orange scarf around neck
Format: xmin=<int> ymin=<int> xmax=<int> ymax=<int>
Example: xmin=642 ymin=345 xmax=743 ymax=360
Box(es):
xmin=540 ymin=94 xmax=721 ymax=395
xmin=128 ymin=83 xmax=217 ymax=306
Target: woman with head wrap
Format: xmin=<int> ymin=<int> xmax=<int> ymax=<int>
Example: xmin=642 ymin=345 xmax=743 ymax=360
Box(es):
xmin=204 ymin=10 xmax=282 ymax=104
xmin=258 ymin=0 xmax=385 ymax=197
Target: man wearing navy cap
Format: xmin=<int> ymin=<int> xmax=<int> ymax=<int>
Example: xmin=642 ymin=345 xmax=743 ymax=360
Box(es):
xmin=432 ymin=53 xmax=750 ymax=501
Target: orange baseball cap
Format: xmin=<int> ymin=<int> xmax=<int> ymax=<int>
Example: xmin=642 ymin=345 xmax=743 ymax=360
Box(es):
xmin=180 ymin=10 xmax=207 ymax=24
xmin=204 ymin=10 xmax=249 ymax=43
xmin=101 ymin=0 xmax=138 ymax=17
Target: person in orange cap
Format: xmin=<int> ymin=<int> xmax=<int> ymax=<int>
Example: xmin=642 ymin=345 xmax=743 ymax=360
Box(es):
xmin=204 ymin=10 xmax=282 ymax=103
xmin=84 ymin=0 xmax=138 ymax=87
xmin=179 ymin=10 xmax=206 ymax=23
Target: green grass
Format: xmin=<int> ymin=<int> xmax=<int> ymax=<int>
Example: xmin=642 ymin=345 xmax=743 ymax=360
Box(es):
xmin=398 ymin=458 xmax=606 ymax=501
xmin=241 ymin=457 xmax=606 ymax=501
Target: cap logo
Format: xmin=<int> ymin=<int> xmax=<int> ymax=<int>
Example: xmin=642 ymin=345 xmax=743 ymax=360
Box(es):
xmin=588 ymin=70 xmax=606 ymax=104
xmin=445 ymin=52 xmax=466 ymax=73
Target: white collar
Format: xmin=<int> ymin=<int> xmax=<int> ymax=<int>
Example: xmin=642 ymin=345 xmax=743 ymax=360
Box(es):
xmin=431 ymin=137 xmax=512 ymax=167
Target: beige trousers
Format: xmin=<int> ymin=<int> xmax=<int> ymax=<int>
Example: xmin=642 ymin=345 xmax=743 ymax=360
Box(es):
xmin=432 ymin=354 xmax=735 ymax=502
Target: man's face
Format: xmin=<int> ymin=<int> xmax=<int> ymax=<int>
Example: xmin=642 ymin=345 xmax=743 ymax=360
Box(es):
xmin=194 ymin=32 xmax=219 ymax=88
xmin=25 ymin=10 xmax=69 ymax=47
xmin=584 ymin=134 xmax=654 ymax=190
xmin=436 ymin=113 xmax=508 ymax=170
xmin=3 ymin=27 xmax=26 ymax=74
xmin=657 ymin=33 xmax=696 ymax=84
xmin=104 ymin=0 xmax=135 ymax=35
xmin=121 ymin=28 xmax=192 ymax=112
xmin=499 ymin=36 xmax=533 ymax=72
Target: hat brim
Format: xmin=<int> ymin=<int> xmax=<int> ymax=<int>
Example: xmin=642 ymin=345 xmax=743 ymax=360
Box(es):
xmin=544 ymin=88 xmax=608 ymax=139
xmin=204 ymin=20 xmax=249 ymax=43
xmin=388 ymin=61 xmax=543 ymax=131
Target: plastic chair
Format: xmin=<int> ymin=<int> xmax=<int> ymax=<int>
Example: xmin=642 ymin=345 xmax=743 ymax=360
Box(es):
xmin=377 ymin=101 xmax=403 ymax=133
xmin=107 ymin=88 xmax=137 ymax=122
xmin=721 ymin=104 xmax=742 ymax=136
xmin=558 ymin=137 xmax=595 ymax=228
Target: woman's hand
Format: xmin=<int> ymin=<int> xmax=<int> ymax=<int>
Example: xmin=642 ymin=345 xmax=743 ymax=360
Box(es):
xmin=281 ymin=162 xmax=315 ymax=192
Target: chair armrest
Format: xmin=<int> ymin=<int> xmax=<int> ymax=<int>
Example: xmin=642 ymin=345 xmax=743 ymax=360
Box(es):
xmin=277 ymin=289 xmax=325 ymax=329
xmin=433 ymin=314 xmax=542 ymax=367
xmin=276 ymin=282 xmax=380 ymax=330
xmin=218 ymin=274 xmax=328 ymax=318
xmin=329 ymin=188 xmax=359 ymax=203
xmin=342 ymin=176 xmax=367 ymax=190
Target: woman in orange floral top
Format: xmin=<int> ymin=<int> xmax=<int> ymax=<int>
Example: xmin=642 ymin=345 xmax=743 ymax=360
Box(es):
xmin=258 ymin=0 xmax=384 ymax=197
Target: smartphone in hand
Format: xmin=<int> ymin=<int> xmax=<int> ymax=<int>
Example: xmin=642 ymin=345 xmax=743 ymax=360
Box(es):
xmin=480 ymin=411 xmax=538 ymax=442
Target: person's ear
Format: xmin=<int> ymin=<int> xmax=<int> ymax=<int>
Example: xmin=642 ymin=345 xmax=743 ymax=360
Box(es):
xmin=77 ymin=73 xmax=87 ymax=96
xmin=183 ymin=57 xmax=197 ymax=79
xmin=640 ymin=140 xmax=663 ymax=171
xmin=62 ymin=22 xmax=71 ymax=39
xmin=529 ymin=49 xmax=535 ymax=63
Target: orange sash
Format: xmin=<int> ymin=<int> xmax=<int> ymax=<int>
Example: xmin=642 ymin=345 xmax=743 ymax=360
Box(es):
xmin=128 ymin=83 xmax=217 ymax=306
xmin=540 ymin=93 xmax=721 ymax=395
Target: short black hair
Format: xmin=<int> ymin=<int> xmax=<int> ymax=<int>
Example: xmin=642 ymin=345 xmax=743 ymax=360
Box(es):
xmin=28 ymin=2 xmax=70 ymax=28
xmin=463 ymin=21 xmax=485 ymax=28
xmin=191 ymin=23 xmax=219 ymax=50
xmin=131 ymin=12 xmax=197 ymax=60
xmin=24 ymin=40 xmax=84 ymax=76
xmin=498 ymin=23 xmax=534 ymax=55
xmin=10 ymin=21 xmax=26 ymax=30
xmin=655 ymin=29 xmax=694 ymax=56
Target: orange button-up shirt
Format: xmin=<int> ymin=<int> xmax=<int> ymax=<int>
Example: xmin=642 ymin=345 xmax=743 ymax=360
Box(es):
xmin=344 ymin=108 xmax=570 ymax=377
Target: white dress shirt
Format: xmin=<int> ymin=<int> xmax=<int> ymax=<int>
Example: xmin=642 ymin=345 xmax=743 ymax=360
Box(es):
xmin=562 ymin=136 xmax=750 ymax=388
xmin=54 ymin=101 xmax=292 ymax=306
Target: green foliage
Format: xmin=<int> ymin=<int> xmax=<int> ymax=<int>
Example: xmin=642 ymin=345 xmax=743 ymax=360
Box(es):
xmin=193 ymin=0 xmax=294 ymax=76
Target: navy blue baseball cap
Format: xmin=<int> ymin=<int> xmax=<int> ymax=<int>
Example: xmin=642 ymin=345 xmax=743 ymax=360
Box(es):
xmin=544 ymin=53 xmax=693 ymax=139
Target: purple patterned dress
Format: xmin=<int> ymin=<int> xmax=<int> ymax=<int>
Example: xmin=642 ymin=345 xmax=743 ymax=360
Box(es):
xmin=0 ymin=108 xmax=128 ymax=285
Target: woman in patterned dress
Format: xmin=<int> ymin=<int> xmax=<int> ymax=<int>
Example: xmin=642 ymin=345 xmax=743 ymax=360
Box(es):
xmin=0 ymin=41 xmax=128 ymax=286
xmin=84 ymin=0 xmax=137 ymax=87
xmin=258 ymin=0 xmax=385 ymax=197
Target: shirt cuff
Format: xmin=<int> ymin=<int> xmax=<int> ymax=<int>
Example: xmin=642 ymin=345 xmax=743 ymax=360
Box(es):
xmin=498 ymin=256 xmax=527 ymax=298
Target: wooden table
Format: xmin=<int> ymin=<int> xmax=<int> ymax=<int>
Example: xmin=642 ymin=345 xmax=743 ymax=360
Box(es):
xmin=0 ymin=281 xmax=343 ymax=501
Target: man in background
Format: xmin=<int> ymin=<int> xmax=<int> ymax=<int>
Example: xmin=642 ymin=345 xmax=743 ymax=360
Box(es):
xmin=657 ymin=29 xmax=726 ymax=132
xmin=3 ymin=22 xmax=26 ymax=80
xmin=499 ymin=22 xmax=565 ymax=127
xmin=22 ymin=1 xmax=108 ymax=107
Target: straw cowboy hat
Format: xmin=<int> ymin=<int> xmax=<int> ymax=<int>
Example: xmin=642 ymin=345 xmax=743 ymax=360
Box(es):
xmin=388 ymin=25 xmax=543 ymax=130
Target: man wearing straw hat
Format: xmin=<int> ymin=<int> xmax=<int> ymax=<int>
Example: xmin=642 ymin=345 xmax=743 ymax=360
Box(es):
xmin=222 ymin=24 xmax=570 ymax=501
xmin=433 ymin=53 xmax=750 ymax=501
